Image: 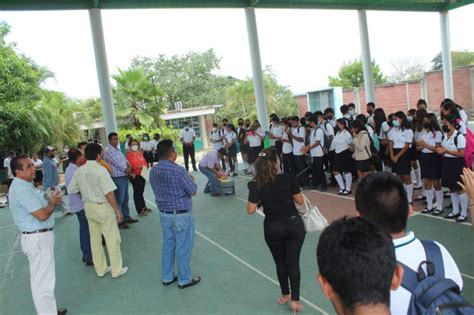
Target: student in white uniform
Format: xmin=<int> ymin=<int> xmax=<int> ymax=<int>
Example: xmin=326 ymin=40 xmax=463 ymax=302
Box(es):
xmin=245 ymin=123 xmax=264 ymax=174
xmin=324 ymin=107 xmax=336 ymax=128
xmin=180 ymin=121 xmax=197 ymax=172
xmin=441 ymin=100 xmax=468 ymax=135
xmin=269 ymin=116 xmax=283 ymax=156
xmin=355 ymin=172 xmax=463 ymax=315
xmin=304 ymin=115 xmax=326 ymax=191
xmin=290 ymin=116 xmax=308 ymax=187
xmin=280 ymin=118 xmax=295 ymax=173
xmin=389 ymin=111 xmax=414 ymax=203
xmin=347 ymin=103 xmax=358 ymax=121
xmin=366 ymin=102 xmax=375 ymax=127
xmin=224 ymin=123 xmax=238 ymax=177
xmin=140 ymin=133 xmax=155 ymax=168
xmin=332 ymin=119 xmax=353 ymax=195
xmin=436 ymin=115 xmax=469 ymax=222
xmin=374 ymin=108 xmax=391 ymax=173
xmin=239 ymin=119 xmax=252 ymax=174
xmin=210 ymin=123 xmax=226 ymax=171
xmin=416 ymin=113 xmax=444 ymax=214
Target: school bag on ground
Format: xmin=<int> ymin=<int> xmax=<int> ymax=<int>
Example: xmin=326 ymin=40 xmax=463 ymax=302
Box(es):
xmin=398 ymin=240 xmax=474 ymax=315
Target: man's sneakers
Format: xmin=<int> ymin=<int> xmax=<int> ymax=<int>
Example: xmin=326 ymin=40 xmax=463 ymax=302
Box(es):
xmin=112 ymin=267 xmax=129 ymax=278
xmin=98 ymin=266 xmax=112 ymax=278
xmin=178 ymin=277 xmax=201 ymax=289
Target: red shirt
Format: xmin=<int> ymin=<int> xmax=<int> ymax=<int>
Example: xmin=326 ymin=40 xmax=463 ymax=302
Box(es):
xmin=126 ymin=151 xmax=147 ymax=176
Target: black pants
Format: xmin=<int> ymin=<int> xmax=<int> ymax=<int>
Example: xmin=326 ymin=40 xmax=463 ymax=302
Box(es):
xmin=311 ymin=156 xmax=326 ymax=188
xmin=221 ymin=157 xmax=226 ymax=171
xmin=183 ymin=144 xmax=196 ymax=171
xmin=328 ymin=150 xmax=337 ymax=184
xmin=293 ymin=155 xmax=308 ymax=187
xmin=130 ymin=175 xmax=146 ymax=213
xmin=282 ymin=153 xmax=296 ymax=173
xmin=264 ymin=216 xmax=306 ymax=301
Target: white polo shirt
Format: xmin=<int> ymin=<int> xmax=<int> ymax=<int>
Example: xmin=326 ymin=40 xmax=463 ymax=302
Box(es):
xmin=391 ymin=232 xmax=463 ymax=315
xmin=378 ymin=121 xmax=390 ymax=140
xmin=331 ymin=129 xmax=352 ymax=154
xmin=291 ymin=126 xmax=306 ymax=156
xmin=282 ymin=132 xmax=293 ymax=154
xmin=309 ymin=128 xmax=324 ymax=157
xmin=3 ymin=157 xmax=12 ymax=179
xmin=210 ymin=130 xmax=224 ymax=150
xmin=441 ymin=130 xmax=466 ymax=158
xmin=225 ymin=131 xmax=237 ymax=146
xmin=270 ymin=125 xmax=284 ymax=146
xmin=420 ymin=130 xmax=442 ymax=153
xmin=141 ymin=140 xmax=155 ymax=152
xmin=247 ymin=132 xmax=262 ymax=147
xmin=389 ymin=127 xmax=414 ymax=149
xmin=180 ymin=128 xmax=196 ymax=143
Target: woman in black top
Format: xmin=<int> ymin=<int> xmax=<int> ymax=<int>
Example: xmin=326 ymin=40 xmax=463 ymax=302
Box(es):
xmin=247 ymin=148 xmax=305 ymax=313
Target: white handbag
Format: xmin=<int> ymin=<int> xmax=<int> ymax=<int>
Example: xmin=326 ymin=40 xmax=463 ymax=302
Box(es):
xmin=298 ymin=194 xmax=328 ymax=233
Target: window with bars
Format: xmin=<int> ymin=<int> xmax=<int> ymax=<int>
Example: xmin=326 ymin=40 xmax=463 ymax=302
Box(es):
xmin=166 ymin=116 xmax=201 ymax=137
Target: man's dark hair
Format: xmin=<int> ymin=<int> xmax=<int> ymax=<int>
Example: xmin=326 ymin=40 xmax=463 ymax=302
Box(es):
xmin=271 ymin=116 xmax=280 ymax=123
xmin=367 ymin=102 xmax=375 ymax=108
xmin=417 ymin=99 xmax=427 ymax=107
xmin=218 ymin=148 xmax=227 ymax=156
xmin=183 ymin=121 xmax=189 ymax=125
xmin=10 ymin=154 xmax=29 ymax=177
xmin=340 ymin=104 xmax=349 ymax=114
xmin=355 ymin=172 xmax=409 ymax=233
xmin=157 ymin=140 xmax=175 ymax=160
xmin=68 ymin=148 xmax=83 ymax=164
xmin=222 ymin=118 xmax=228 ymax=123
xmin=348 ymin=103 xmax=355 ymax=109
xmin=317 ymin=217 xmax=396 ymax=312
xmin=356 ymin=114 xmax=368 ymax=124
xmin=324 ymin=107 xmax=334 ymax=115
xmin=108 ymin=132 xmax=118 ymax=141
xmin=78 ymin=141 xmax=88 ymax=149
xmin=304 ymin=111 xmax=313 ymax=118
xmin=85 ymin=143 xmax=102 ymax=161
xmin=307 ymin=115 xmax=318 ymax=124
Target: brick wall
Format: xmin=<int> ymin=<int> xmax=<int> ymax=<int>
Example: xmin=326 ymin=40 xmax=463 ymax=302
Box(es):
xmin=298 ymin=66 xmax=474 ymax=116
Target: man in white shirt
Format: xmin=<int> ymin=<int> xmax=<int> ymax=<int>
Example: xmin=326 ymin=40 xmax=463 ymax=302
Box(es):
xmin=355 ymin=172 xmax=463 ymax=315
xmin=269 ymin=116 xmax=283 ymax=155
xmin=180 ymin=121 xmax=197 ymax=172
xmin=290 ymin=116 xmax=308 ymax=188
xmin=367 ymin=102 xmax=375 ymax=126
xmin=348 ymin=103 xmax=358 ymax=120
xmin=3 ymin=151 xmax=14 ymax=191
xmin=303 ymin=115 xmax=326 ymax=191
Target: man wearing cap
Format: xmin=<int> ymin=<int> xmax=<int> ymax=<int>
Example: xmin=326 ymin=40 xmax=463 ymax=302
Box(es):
xmin=8 ymin=155 xmax=67 ymax=315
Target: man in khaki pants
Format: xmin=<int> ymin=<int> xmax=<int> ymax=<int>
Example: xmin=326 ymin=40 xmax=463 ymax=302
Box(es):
xmin=68 ymin=143 xmax=128 ymax=278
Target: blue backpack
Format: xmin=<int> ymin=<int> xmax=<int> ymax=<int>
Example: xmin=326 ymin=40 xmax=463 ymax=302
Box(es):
xmin=399 ymin=240 xmax=473 ymax=315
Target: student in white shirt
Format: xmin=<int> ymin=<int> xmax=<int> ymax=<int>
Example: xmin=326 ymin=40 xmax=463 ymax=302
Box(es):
xmin=31 ymin=153 xmax=44 ymax=187
xmin=366 ymin=102 xmax=375 ymax=127
xmin=3 ymin=151 xmax=14 ymax=189
xmin=436 ymin=115 xmax=469 ymax=222
xmin=141 ymin=133 xmax=155 ymax=168
xmin=374 ymin=108 xmax=392 ymax=173
xmin=305 ymin=115 xmax=327 ymax=191
xmin=416 ymin=113 xmax=444 ymax=214
xmin=239 ymin=119 xmax=252 ymax=175
xmin=269 ymin=116 xmax=283 ymax=155
xmin=389 ymin=111 xmax=415 ymax=203
xmin=210 ymin=123 xmax=226 ymax=171
xmin=152 ymin=133 xmax=161 ymax=163
xmin=180 ymin=121 xmax=197 ymax=172
xmin=324 ymin=107 xmax=336 ymax=128
xmin=348 ymin=103 xmax=358 ymax=121
xmin=290 ymin=116 xmax=308 ymax=188
xmin=224 ymin=124 xmax=238 ymax=177
xmin=280 ymin=118 xmax=295 ymax=174
xmin=356 ymin=172 xmax=463 ymax=315
xmin=332 ymin=119 xmax=354 ymax=195
xmin=440 ymin=100 xmax=468 ymax=135
xmin=245 ymin=123 xmax=264 ymax=174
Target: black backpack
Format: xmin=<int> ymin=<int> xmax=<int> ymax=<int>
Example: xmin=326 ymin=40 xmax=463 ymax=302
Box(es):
xmin=399 ymin=240 xmax=473 ymax=315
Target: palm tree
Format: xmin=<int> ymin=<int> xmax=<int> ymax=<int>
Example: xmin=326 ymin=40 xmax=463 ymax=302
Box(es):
xmin=112 ymin=68 xmax=166 ymax=128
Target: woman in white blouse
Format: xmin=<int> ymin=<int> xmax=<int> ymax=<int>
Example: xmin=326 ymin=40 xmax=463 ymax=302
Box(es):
xmin=140 ymin=133 xmax=155 ymax=168
xmin=436 ymin=114 xmax=469 ymax=222
xmin=416 ymin=113 xmax=444 ymax=214
xmin=389 ymin=111 xmax=414 ymax=203
xmin=331 ymin=119 xmax=354 ymax=195
xmin=32 ymin=152 xmax=43 ymax=187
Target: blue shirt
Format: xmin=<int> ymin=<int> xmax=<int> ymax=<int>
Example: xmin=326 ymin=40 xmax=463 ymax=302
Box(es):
xmin=150 ymin=160 xmax=197 ymax=212
xmin=9 ymin=178 xmax=54 ymax=232
xmin=64 ymin=163 xmax=84 ymax=212
xmin=104 ymin=144 xmax=128 ymax=178
xmin=43 ymin=156 xmax=59 ymax=189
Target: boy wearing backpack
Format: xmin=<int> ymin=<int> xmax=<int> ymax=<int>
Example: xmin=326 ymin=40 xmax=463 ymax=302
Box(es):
xmin=356 ymin=172 xmax=470 ymax=315
xmin=303 ymin=115 xmax=327 ymax=191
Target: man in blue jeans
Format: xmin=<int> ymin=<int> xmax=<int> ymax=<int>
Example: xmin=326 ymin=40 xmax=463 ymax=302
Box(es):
xmin=198 ymin=148 xmax=227 ymax=197
xmin=104 ymin=132 xmax=138 ymax=229
xmin=150 ymin=140 xmax=200 ymax=289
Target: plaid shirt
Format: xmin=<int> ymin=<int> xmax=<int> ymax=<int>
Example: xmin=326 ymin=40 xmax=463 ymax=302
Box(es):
xmin=104 ymin=144 xmax=128 ymax=177
xmin=150 ymin=160 xmax=197 ymax=212
xmin=43 ymin=156 xmax=59 ymax=189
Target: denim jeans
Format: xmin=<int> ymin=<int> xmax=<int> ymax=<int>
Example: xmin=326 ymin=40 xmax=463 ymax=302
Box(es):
xmin=76 ymin=210 xmax=92 ymax=263
xmin=199 ymin=165 xmax=218 ymax=193
xmin=159 ymin=212 xmax=195 ymax=285
xmin=112 ymin=177 xmax=131 ymax=220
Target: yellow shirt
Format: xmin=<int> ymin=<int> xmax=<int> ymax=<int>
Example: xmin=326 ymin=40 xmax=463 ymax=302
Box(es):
xmin=68 ymin=161 xmax=117 ymax=204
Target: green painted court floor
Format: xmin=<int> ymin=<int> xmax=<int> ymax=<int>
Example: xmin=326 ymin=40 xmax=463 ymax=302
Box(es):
xmin=0 ymin=172 xmax=473 ymax=315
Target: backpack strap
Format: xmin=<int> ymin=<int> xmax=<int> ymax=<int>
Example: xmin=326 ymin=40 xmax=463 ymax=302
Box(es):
xmin=399 ymin=261 xmax=422 ymax=293
xmin=420 ymin=240 xmax=445 ymax=279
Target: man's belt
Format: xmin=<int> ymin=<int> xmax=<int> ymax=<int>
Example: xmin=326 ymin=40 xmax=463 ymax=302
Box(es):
xmin=22 ymin=228 xmax=53 ymax=234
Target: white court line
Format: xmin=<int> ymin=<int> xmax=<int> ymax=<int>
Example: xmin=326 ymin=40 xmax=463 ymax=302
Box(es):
xmin=0 ymin=234 xmax=20 ymax=289
xmin=144 ymin=198 xmax=328 ymax=314
xmin=0 ymin=224 xmax=16 ymax=231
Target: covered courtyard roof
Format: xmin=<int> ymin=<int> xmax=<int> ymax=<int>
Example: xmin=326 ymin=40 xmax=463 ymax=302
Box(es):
xmin=0 ymin=0 xmax=471 ymax=12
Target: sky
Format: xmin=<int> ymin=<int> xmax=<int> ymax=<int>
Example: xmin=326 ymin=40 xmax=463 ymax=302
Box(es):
xmin=2 ymin=5 xmax=474 ymax=99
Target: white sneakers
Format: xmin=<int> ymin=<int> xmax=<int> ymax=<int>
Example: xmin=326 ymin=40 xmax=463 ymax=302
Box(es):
xmin=112 ymin=267 xmax=128 ymax=278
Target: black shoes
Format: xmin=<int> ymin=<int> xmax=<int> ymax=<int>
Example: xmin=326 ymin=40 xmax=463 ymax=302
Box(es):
xmin=178 ymin=277 xmax=201 ymax=289
xmin=127 ymin=217 xmax=139 ymax=224
xmin=162 ymin=276 xmax=178 ymax=286
xmin=118 ymin=222 xmax=130 ymax=229
xmin=58 ymin=308 xmax=67 ymax=315
xmin=210 ymin=193 xmax=221 ymax=197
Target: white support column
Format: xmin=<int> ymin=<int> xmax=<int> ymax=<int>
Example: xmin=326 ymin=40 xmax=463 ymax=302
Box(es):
xmin=357 ymin=10 xmax=375 ymax=103
xmin=440 ymin=10 xmax=454 ymax=99
xmin=245 ymin=7 xmax=269 ymax=130
xmin=89 ymin=9 xmax=117 ymax=135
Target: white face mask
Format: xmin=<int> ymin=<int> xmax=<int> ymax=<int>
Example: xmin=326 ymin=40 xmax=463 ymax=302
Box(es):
xmin=131 ymin=145 xmax=139 ymax=151
xmin=212 ymin=127 xmax=217 ymax=131
xmin=64 ymin=149 xmax=69 ymax=153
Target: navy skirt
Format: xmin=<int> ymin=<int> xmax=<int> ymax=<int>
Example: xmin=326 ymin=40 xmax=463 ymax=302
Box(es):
xmin=392 ymin=148 xmax=411 ymax=176
xmin=419 ymin=152 xmax=442 ymax=180
xmin=441 ymin=157 xmax=464 ymax=190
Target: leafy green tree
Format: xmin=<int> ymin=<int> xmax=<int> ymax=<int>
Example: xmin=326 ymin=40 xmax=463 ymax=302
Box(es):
xmin=328 ymin=59 xmax=386 ymax=88
xmin=132 ymin=49 xmax=237 ymax=109
xmin=112 ymin=68 xmax=166 ymax=128
xmin=431 ymin=50 xmax=474 ymax=70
